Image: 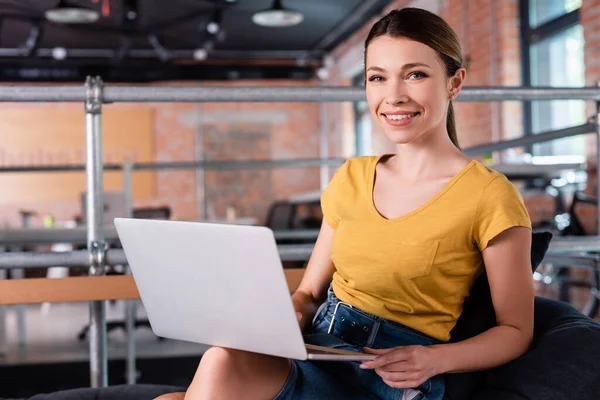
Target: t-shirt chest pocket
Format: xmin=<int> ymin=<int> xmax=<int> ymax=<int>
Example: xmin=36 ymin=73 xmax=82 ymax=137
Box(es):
xmin=332 ymin=221 xmax=440 ymax=280
xmin=392 ymin=241 xmax=439 ymax=279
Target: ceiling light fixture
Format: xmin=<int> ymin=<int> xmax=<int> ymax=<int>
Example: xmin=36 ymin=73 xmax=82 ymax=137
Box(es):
xmin=51 ymin=47 xmax=67 ymax=60
xmin=193 ymin=48 xmax=208 ymax=61
xmin=206 ymin=9 xmax=222 ymax=35
xmin=206 ymin=21 xmax=220 ymax=35
xmin=45 ymin=0 xmax=100 ymax=24
xmin=252 ymin=0 xmax=304 ymax=28
xmin=123 ymin=0 xmax=139 ymax=25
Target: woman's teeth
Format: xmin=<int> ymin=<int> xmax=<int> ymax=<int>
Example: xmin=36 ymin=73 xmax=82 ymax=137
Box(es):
xmin=385 ymin=112 xmax=418 ymax=120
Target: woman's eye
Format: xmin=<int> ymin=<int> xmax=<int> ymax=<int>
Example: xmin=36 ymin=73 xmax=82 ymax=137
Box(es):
xmin=368 ymin=75 xmax=384 ymax=82
xmin=407 ymin=71 xmax=427 ymax=80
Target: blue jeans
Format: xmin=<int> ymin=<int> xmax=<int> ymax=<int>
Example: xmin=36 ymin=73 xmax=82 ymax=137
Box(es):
xmin=274 ymin=287 xmax=446 ymax=400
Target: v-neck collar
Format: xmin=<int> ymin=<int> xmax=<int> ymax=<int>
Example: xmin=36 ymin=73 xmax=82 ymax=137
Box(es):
xmin=368 ymin=154 xmax=476 ymax=223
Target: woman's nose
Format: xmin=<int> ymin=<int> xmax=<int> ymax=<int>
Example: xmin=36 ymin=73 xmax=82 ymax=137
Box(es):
xmin=384 ymin=84 xmax=410 ymax=105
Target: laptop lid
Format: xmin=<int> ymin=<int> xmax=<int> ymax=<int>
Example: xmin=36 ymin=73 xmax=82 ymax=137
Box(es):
xmin=114 ymin=218 xmax=309 ymax=360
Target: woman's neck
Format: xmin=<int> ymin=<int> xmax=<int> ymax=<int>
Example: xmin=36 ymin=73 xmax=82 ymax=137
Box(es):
xmin=388 ymin=131 xmax=467 ymax=180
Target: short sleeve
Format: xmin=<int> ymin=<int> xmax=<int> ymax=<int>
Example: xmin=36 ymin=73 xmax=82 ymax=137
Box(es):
xmin=473 ymin=175 xmax=532 ymax=251
xmin=320 ymin=161 xmax=349 ymax=229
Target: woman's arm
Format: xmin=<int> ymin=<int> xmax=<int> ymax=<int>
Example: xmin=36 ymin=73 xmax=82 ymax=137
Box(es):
xmin=291 ymin=219 xmax=337 ymax=331
xmin=432 ymin=226 xmax=534 ymax=373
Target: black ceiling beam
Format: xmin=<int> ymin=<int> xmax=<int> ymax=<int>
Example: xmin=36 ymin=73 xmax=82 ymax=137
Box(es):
xmin=0 ymin=13 xmax=135 ymax=35
xmin=0 ymin=47 xmax=314 ymax=60
xmin=0 ymin=1 xmax=43 ymax=16
xmin=139 ymin=7 xmax=216 ymax=35
xmin=0 ymin=63 xmax=314 ymax=82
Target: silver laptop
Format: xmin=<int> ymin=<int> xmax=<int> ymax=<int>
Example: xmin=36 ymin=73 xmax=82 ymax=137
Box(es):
xmin=114 ymin=218 xmax=375 ymax=361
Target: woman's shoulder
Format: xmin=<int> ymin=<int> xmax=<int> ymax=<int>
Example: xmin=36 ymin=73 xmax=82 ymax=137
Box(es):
xmin=344 ymin=154 xmax=383 ymax=167
xmin=464 ymin=160 xmax=515 ymax=189
xmin=334 ymin=155 xmax=383 ymax=179
xmin=465 ymin=161 xmax=527 ymax=208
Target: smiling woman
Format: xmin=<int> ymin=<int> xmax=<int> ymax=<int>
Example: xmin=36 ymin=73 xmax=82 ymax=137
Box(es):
xmin=160 ymin=8 xmax=534 ymax=400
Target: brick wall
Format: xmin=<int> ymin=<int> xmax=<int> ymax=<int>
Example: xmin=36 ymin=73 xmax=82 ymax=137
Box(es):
xmin=581 ymin=0 xmax=600 ymax=234
xmin=443 ymin=0 xmax=494 ymax=149
xmin=582 ymin=0 xmax=600 ymax=87
xmin=446 ymin=0 xmax=524 ymax=147
xmin=153 ymin=103 xmax=198 ymax=220
xmin=146 ymin=81 xmax=321 ymax=223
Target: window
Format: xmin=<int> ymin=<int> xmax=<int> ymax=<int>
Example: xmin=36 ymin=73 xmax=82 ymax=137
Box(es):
xmin=528 ymin=0 xmax=582 ymax=28
xmin=353 ymin=73 xmax=373 ymax=156
xmin=520 ymin=0 xmax=585 ymax=157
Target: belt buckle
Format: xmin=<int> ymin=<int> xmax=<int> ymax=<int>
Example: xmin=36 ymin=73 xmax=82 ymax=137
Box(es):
xmin=327 ymin=301 xmax=353 ymax=335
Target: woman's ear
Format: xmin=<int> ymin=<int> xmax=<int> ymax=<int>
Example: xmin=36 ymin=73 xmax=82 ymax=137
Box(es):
xmin=447 ymin=68 xmax=467 ymax=99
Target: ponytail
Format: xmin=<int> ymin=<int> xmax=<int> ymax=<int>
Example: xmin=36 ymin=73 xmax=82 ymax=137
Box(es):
xmin=446 ymin=101 xmax=460 ymax=150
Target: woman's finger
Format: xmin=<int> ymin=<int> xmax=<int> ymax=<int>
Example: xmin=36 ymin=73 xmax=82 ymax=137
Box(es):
xmin=382 ymin=378 xmax=423 ymax=390
xmin=376 ymin=361 xmax=413 ymax=372
xmin=362 ymin=347 xmax=396 ymax=355
xmin=361 ymin=348 xmax=409 ymax=369
xmin=376 ymin=370 xmax=421 ymax=383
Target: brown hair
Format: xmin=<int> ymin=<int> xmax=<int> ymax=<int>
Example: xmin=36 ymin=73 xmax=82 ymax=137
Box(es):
xmin=364 ymin=8 xmax=462 ymax=149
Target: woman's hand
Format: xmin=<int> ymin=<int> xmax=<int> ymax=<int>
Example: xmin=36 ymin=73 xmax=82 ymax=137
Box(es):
xmin=360 ymin=345 xmax=441 ymax=389
xmin=291 ymin=293 xmax=316 ymax=333
xmin=296 ymin=311 xmax=305 ymax=328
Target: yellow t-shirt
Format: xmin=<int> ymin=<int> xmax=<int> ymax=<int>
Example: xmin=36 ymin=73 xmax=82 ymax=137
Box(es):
xmin=321 ymin=155 xmax=532 ymax=342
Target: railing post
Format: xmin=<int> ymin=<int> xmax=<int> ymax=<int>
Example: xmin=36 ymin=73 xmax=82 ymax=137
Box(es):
xmin=85 ymin=76 xmax=108 ymax=388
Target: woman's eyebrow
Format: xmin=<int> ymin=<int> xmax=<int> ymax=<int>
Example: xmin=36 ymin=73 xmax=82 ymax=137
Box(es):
xmin=401 ymin=62 xmax=431 ymax=69
xmin=366 ymin=63 xmax=432 ymax=73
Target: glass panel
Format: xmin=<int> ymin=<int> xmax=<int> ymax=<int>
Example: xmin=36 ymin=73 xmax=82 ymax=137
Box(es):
xmin=529 ymin=24 xmax=586 ymax=157
xmin=529 ymin=0 xmax=581 ymax=28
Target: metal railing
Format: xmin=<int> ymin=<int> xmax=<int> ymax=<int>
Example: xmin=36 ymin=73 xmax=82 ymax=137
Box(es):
xmin=0 ymin=85 xmax=600 ymax=103
xmin=0 ymin=227 xmax=320 ymax=245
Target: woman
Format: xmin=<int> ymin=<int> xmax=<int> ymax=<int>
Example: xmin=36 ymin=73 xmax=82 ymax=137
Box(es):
xmin=162 ymin=7 xmax=533 ymax=400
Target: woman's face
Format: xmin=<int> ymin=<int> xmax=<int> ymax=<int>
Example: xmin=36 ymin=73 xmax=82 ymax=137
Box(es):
xmin=365 ymin=36 xmax=461 ymax=146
